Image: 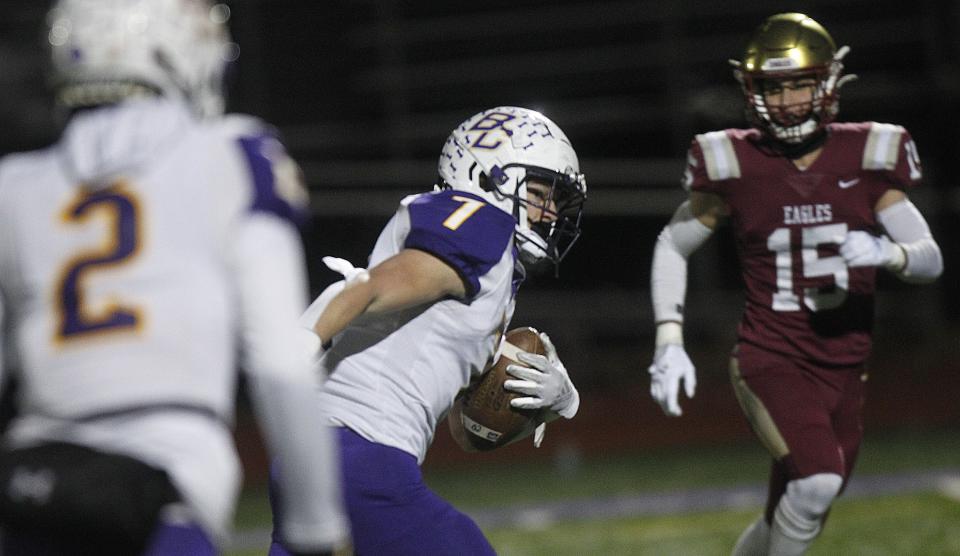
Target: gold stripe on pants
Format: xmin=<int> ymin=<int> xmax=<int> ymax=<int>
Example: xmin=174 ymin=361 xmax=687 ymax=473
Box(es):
xmin=729 ymin=356 xmax=790 ymax=460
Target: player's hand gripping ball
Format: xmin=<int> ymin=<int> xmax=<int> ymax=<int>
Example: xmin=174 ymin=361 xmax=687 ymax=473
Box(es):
xmin=449 ymin=327 xmax=547 ymax=451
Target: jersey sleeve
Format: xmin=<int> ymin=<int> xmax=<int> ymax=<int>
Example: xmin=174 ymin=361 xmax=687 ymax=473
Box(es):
xmin=683 ymin=131 xmax=741 ymax=195
xmin=861 ymin=123 xmax=923 ymax=190
xmin=403 ymin=190 xmax=515 ymax=300
xmin=227 ymin=212 xmax=350 ymax=550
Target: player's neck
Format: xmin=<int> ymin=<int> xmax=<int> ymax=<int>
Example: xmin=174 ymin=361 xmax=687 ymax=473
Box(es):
xmin=791 ymin=147 xmax=823 ymax=171
xmin=777 ymin=130 xmax=828 ymax=170
xmin=753 ymin=128 xmax=828 ymax=169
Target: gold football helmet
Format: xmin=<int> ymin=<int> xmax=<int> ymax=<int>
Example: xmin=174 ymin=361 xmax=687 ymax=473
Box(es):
xmin=731 ymin=13 xmax=855 ymax=144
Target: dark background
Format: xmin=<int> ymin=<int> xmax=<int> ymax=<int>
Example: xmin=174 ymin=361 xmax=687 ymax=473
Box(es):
xmin=1 ymin=0 xmax=958 ymax=470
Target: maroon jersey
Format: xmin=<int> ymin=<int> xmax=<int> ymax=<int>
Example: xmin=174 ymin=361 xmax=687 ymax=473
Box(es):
xmin=685 ymin=122 xmax=922 ymax=366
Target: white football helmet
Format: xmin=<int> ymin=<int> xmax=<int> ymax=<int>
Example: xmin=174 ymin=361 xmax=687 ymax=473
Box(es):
xmin=47 ymin=0 xmax=236 ymax=117
xmin=437 ymin=106 xmax=587 ymax=266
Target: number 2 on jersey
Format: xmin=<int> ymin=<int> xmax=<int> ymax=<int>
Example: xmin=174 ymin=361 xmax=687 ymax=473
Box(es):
xmin=55 ymin=185 xmax=142 ymax=343
xmin=767 ymin=223 xmax=848 ymax=312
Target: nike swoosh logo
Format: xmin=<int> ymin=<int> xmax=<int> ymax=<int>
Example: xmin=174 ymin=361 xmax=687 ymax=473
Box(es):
xmin=838 ymin=178 xmax=860 ymax=189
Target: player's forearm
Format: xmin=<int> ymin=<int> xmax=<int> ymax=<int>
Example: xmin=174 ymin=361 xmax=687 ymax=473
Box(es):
xmin=246 ymin=371 xmax=350 ymax=551
xmin=0 ymin=289 xmax=5 ymax=371
xmin=650 ymin=201 xmax=714 ymax=326
xmin=312 ymin=277 xmax=436 ymax=342
xmin=314 ymin=250 xmax=463 ymax=342
xmin=651 ymin=238 xmax=689 ymax=325
xmin=877 ymin=199 xmax=943 ymax=283
xmin=312 ymin=281 xmax=378 ymax=344
xmin=896 ymin=238 xmax=942 ymax=282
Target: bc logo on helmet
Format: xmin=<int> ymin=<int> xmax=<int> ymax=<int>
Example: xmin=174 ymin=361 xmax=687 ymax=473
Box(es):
xmin=467 ymin=112 xmax=516 ymax=149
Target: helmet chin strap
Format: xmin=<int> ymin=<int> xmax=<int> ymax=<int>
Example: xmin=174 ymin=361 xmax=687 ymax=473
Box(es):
xmin=516 ymin=230 xmax=561 ymax=277
xmin=770 ymin=116 xmax=818 ymax=144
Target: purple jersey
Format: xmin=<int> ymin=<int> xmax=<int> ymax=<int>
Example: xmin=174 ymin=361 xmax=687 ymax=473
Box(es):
xmin=686 ymin=122 xmax=922 ymax=366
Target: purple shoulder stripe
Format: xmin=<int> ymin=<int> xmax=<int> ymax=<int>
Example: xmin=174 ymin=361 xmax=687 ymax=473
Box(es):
xmin=236 ymin=135 xmax=306 ymax=225
xmin=404 ymin=190 xmax=515 ymax=299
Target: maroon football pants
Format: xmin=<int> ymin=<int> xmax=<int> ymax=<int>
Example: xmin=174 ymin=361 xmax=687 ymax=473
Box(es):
xmin=729 ymin=342 xmax=866 ymax=520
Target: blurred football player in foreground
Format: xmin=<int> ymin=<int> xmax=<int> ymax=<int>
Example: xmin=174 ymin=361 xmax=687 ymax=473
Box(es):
xmin=269 ymin=106 xmax=587 ymax=555
xmin=0 ymin=0 xmax=348 ymax=554
xmin=646 ymin=13 xmax=942 ymax=556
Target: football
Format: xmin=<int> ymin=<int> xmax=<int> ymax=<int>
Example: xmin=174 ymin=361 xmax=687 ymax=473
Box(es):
xmin=448 ymin=326 xmax=547 ymax=451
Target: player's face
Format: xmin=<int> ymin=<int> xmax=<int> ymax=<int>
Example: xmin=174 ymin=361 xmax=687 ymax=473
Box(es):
xmin=525 ymin=179 xmax=558 ymax=226
xmin=762 ymin=77 xmax=818 ymax=126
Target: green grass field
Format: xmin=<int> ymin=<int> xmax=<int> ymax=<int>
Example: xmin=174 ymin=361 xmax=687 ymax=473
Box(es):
xmin=484 ymin=493 xmax=960 ymax=555
xmin=228 ymin=427 xmax=960 ymax=555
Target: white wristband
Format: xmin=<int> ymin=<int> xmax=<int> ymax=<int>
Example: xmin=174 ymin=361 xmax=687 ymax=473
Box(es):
xmin=655 ymin=321 xmax=684 ymax=347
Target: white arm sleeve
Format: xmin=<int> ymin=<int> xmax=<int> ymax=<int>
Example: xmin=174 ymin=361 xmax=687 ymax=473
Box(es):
xmin=0 ymin=288 xmax=5 ymax=379
xmin=877 ymin=199 xmax=943 ymax=283
xmin=651 ymin=201 xmax=714 ymax=324
xmin=230 ymin=215 xmax=349 ymax=551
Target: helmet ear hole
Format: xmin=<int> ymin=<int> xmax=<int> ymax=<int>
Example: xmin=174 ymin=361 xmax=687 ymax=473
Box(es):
xmin=478 ymin=172 xmax=493 ymax=192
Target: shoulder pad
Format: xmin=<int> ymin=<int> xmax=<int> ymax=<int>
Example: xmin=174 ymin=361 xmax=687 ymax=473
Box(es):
xmin=403 ymin=189 xmax=515 ymax=299
xmin=694 ymin=131 xmax=742 ymax=181
xmin=235 ymin=131 xmax=309 ymax=223
xmin=212 ymin=113 xmax=277 ymax=141
xmin=862 ymin=123 xmax=906 ymax=171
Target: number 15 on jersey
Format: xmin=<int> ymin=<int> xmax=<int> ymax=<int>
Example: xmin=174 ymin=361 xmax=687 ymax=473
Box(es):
xmin=767 ymin=223 xmax=849 ymax=312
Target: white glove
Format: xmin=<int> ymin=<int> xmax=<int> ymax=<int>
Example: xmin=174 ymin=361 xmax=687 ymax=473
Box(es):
xmin=322 ymin=256 xmax=369 ymax=283
xmin=839 ymin=231 xmax=903 ymax=269
xmin=648 ymin=343 xmax=696 ymax=417
xmin=504 ymin=332 xmax=580 ymax=419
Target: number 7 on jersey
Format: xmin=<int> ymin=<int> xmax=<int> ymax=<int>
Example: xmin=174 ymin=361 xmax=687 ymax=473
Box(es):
xmin=443 ymin=196 xmax=485 ymax=231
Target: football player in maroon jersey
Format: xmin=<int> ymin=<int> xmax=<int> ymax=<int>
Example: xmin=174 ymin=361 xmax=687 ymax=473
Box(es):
xmin=647 ymin=13 xmax=942 ymax=555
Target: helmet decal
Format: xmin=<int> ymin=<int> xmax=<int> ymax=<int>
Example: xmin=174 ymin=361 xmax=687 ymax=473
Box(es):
xmin=467 ymin=112 xmax=517 ymax=150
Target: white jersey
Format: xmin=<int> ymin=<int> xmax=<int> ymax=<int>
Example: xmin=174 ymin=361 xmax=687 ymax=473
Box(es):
xmin=0 ymin=98 xmax=347 ymax=547
xmin=313 ymin=189 xmax=521 ymax=463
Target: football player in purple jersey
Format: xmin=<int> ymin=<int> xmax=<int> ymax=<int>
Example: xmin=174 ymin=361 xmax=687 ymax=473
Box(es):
xmin=269 ymin=106 xmax=587 ymax=555
xmin=646 ymin=13 xmax=943 ymax=555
